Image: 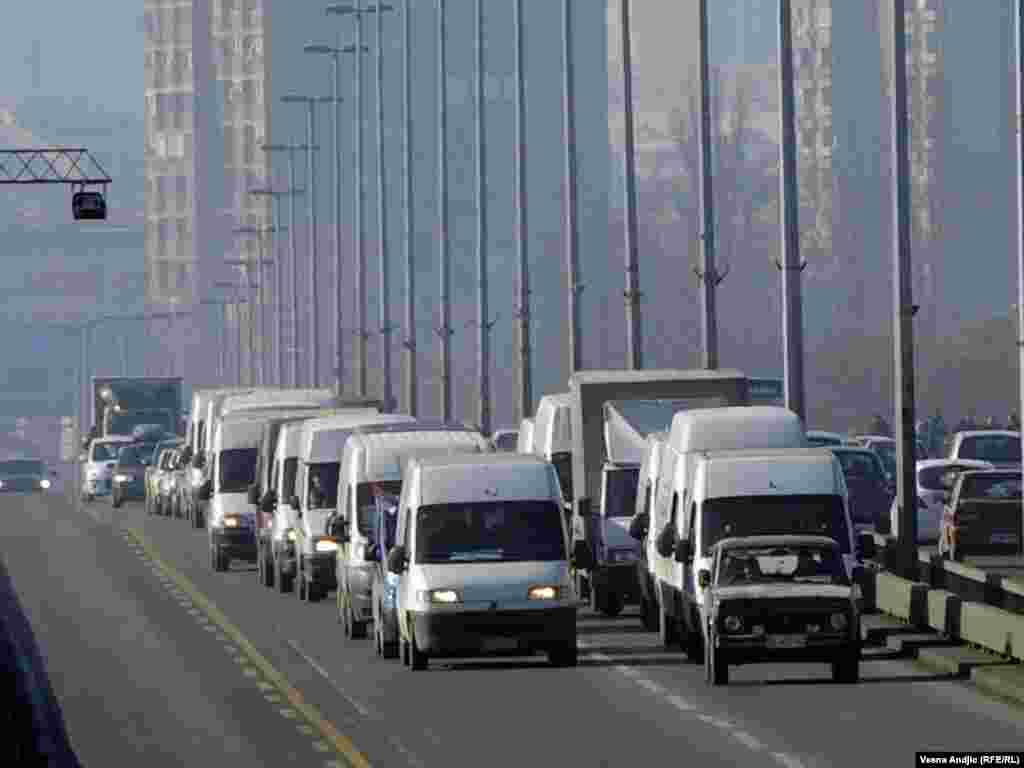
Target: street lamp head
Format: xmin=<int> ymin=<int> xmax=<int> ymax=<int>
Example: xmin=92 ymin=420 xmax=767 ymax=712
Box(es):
xmin=325 ymin=3 xmax=357 ymax=16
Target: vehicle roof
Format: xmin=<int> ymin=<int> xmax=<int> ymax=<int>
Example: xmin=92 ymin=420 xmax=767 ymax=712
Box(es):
xmin=917 ymin=458 xmax=993 ymax=470
xmin=93 ymin=435 xmax=134 ymax=444
xmin=855 ymin=435 xmax=895 ymax=443
xmin=303 ymin=413 xmax=416 ymax=462
xmin=714 ymin=535 xmax=840 ymax=551
xmin=954 ymin=430 xmax=1020 ymax=439
xmin=410 ymin=453 xmax=559 ymax=507
xmin=698 ymin=449 xmax=841 ymax=498
xmin=669 ymin=407 xmax=805 ymax=453
xmin=347 ymin=428 xmax=489 ymax=480
xmin=492 ymin=428 xmax=518 ymax=438
xmin=830 ymin=446 xmax=878 ymax=457
xmin=569 ymin=368 xmax=746 ymax=386
xmin=807 ymin=430 xmax=844 ymax=439
xmin=214 ymin=418 xmax=267 ymax=451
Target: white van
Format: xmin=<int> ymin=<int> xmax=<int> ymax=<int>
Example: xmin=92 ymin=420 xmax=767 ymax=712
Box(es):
xmin=531 ymin=393 xmax=573 ymax=506
xmin=198 ymin=413 xmax=266 ymax=571
xmin=387 ymin=453 xmax=580 ymax=670
xmin=290 ymin=412 xmax=416 ymax=602
xmin=647 ymin=407 xmax=807 ymax=649
xmin=334 ymin=423 xmax=492 ymax=639
xmin=81 ymin=435 xmax=134 ymax=502
xmin=654 ymin=448 xmax=869 ymax=661
xmin=630 ymin=431 xmax=669 ymax=631
xmin=220 ymin=388 xmax=339 ymax=418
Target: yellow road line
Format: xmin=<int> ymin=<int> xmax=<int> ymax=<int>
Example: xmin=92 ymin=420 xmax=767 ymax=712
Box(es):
xmin=124 ymin=525 xmax=372 ymax=768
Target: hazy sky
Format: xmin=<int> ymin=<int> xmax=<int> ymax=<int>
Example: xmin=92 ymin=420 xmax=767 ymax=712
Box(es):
xmin=1 ymin=1 xmax=142 ymax=116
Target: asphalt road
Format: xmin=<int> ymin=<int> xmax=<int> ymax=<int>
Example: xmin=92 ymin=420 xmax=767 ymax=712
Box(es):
xmin=4 ymin=491 xmax=1024 ymax=768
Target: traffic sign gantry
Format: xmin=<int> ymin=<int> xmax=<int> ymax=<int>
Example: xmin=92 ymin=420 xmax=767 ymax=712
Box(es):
xmin=0 ymin=147 xmax=113 ymax=220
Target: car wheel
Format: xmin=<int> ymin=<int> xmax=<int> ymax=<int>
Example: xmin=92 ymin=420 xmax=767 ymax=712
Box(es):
xmin=640 ymin=595 xmax=659 ymax=632
xmin=409 ymin=628 xmax=428 ymax=671
xmin=659 ymin=601 xmax=679 ymax=650
xmin=263 ymin=550 xmax=275 ymax=589
xmin=296 ymin=560 xmax=307 ymax=602
xmin=601 ymin=591 xmax=623 ymax=618
xmin=832 ymin=651 xmax=860 ymax=684
xmin=706 ymin=634 xmax=728 ymax=686
xmin=400 ymin=635 xmax=411 ymax=667
xmin=684 ymin=623 xmax=704 ymax=663
xmin=548 ymin=642 xmax=578 ymax=668
xmin=275 ymin=556 xmax=292 ymax=594
xmin=111 ymin=494 xmax=121 ymax=509
xmin=381 ymin=618 xmax=399 ymax=660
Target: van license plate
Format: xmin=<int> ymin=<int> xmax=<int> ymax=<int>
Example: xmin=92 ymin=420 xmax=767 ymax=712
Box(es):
xmin=767 ymin=634 xmax=806 ymax=649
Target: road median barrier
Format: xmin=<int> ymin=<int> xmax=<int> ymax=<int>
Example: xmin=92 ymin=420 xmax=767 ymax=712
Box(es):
xmin=875 ymin=571 xmax=929 ymax=626
xmin=959 ymin=601 xmax=1024 ymax=662
xmin=926 ymin=589 xmax=962 ymax=637
xmin=917 ymin=646 xmax=1016 ymax=678
xmin=970 ymin=665 xmax=1024 ymax=708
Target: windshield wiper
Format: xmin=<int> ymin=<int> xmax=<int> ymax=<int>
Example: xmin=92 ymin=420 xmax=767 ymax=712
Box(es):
xmin=447 ymin=551 xmax=503 ymax=561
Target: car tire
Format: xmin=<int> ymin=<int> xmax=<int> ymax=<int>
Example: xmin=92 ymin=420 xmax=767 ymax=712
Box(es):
xmin=400 ymin=635 xmax=411 ymax=667
xmin=381 ymin=623 xmax=399 ymax=660
xmin=659 ymin=601 xmax=679 ymax=650
xmin=706 ymin=634 xmax=728 ymax=686
xmin=275 ymin=556 xmax=292 ymax=594
xmin=409 ymin=628 xmax=428 ymax=671
xmin=262 ymin=549 xmax=275 ymax=589
xmin=832 ymin=651 xmax=860 ymax=684
xmin=350 ymin=609 xmax=367 ymax=639
xmin=640 ymin=595 xmax=659 ymax=632
xmin=684 ymin=623 xmax=704 ymax=663
xmin=112 ymin=494 xmax=122 ymax=509
xmin=548 ymin=642 xmax=578 ymax=668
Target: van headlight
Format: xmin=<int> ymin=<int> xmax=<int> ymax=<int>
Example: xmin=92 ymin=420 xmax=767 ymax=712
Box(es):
xmin=830 ymin=613 xmax=849 ymax=631
xmin=286 ymin=529 xmax=297 ymax=541
xmin=114 ymin=474 xmax=133 ymax=484
xmin=224 ymin=515 xmax=240 ymax=528
xmin=40 ymin=479 xmax=51 ymax=489
xmin=315 ymin=538 xmax=339 ymax=553
xmin=527 ymin=585 xmax=561 ymax=600
xmin=419 ymin=589 xmax=461 ymax=605
xmin=722 ymin=615 xmax=743 ymax=633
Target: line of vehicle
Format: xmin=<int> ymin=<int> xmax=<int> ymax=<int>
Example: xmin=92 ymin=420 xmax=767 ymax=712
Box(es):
xmin=578 ymin=638 xmax=807 ymax=767
xmin=123 ymin=524 xmax=372 ymax=768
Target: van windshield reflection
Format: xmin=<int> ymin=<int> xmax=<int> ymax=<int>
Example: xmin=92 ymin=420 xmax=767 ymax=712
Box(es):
xmin=415 ymin=501 xmax=565 ymax=564
xmin=702 ymin=495 xmax=850 ymax=555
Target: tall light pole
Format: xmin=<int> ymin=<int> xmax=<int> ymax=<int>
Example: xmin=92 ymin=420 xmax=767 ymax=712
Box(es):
xmin=512 ymin=0 xmax=532 ymax=419
xmin=474 ymin=0 xmax=492 ymax=434
xmin=235 ymin=224 xmax=280 ymax=385
xmin=327 ymin=2 xmax=371 ymax=399
xmin=304 ymin=42 xmax=367 ymax=397
xmin=619 ymin=0 xmax=642 ymax=371
xmin=250 ymin=186 xmax=296 ymax=386
xmin=374 ymin=2 xmax=396 ymax=412
xmin=778 ymin=0 xmax=806 ymax=422
xmin=401 ymin=0 xmax=417 ymax=416
xmin=890 ymin=0 xmax=918 ymax=576
xmin=199 ymin=298 xmax=231 ymax=382
xmin=438 ymin=0 xmax=453 ymax=421
xmin=262 ymin=142 xmax=309 ymax=387
xmin=225 ymin=252 xmax=273 ymax=385
xmin=216 ymin=280 xmax=247 ymax=385
xmin=1016 ymin=0 xmax=1024 ymax=513
xmin=562 ymin=0 xmax=582 ymax=376
xmin=695 ymin=0 xmax=723 ymax=370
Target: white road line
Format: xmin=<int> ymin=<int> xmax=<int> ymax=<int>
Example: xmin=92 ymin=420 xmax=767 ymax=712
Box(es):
xmin=772 ymin=753 xmax=806 ymax=768
xmin=697 ymin=714 xmax=733 ymax=729
xmin=614 ymin=664 xmax=639 ymax=677
xmin=731 ymin=731 xmax=764 ymax=751
xmin=286 ymin=639 xmax=371 ymax=718
xmin=666 ymin=694 xmax=695 ymax=712
xmin=635 ymin=678 xmax=666 ymax=695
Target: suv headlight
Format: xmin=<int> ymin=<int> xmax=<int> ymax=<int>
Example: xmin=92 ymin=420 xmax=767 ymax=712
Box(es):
xmin=418 ymin=589 xmax=461 ymax=605
xmin=114 ymin=474 xmax=133 ymax=484
xmin=286 ymin=529 xmax=297 ymax=541
xmin=314 ymin=538 xmax=339 ymax=553
xmin=40 ymin=479 xmax=51 ymax=489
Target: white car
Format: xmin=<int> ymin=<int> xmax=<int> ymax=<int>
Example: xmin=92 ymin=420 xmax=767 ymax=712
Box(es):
xmin=81 ymin=436 xmax=134 ymax=502
xmin=888 ymin=459 xmax=994 ymax=543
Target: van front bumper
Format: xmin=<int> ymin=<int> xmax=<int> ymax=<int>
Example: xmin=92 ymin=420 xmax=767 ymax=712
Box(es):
xmin=412 ymin=606 xmax=576 ymax=656
xmin=211 ymin=527 xmax=257 ymax=560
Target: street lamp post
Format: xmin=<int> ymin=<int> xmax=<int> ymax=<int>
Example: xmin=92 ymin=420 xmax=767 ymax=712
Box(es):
xmin=249 ymin=188 xmax=296 ymax=386
xmin=474 ymin=0 xmax=491 ymax=434
xmin=619 ymin=0 xmax=642 ymax=372
xmin=261 ymin=143 xmax=309 ymax=387
xmin=401 ymin=0 xmax=416 ymax=417
xmin=232 ymin=227 xmax=277 ymax=386
xmin=513 ymin=0 xmax=532 ymax=419
xmin=304 ymin=41 xmax=369 ymax=398
xmin=438 ymin=0 xmax=453 ymax=421
xmin=215 ymin=280 xmax=248 ymax=385
xmin=562 ymin=0 xmax=582 ymax=377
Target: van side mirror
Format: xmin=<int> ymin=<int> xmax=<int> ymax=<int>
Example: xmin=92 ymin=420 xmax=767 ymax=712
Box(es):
xmin=247 ymin=484 xmax=260 ymax=505
xmin=857 ymin=532 xmax=877 ymax=561
xmin=289 ymin=495 xmax=301 ymax=512
xmin=363 ymin=540 xmax=379 ymax=562
xmin=628 ymin=512 xmax=649 ymax=541
xmin=329 ymin=516 xmax=349 ymax=542
xmin=259 ymin=490 xmax=277 ymax=514
xmin=387 ymin=545 xmax=407 ymax=574
xmin=198 ymin=479 xmax=212 ymax=501
xmin=191 ymin=452 xmax=205 ymax=469
xmin=571 ymin=540 xmax=595 ymax=571
xmin=674 ymin=538 xmax=692 ymax=563
xmin=655 ymin=523 xmax=677 ymax=558
xmin=698 ymin=569 xmax=711 ymax=589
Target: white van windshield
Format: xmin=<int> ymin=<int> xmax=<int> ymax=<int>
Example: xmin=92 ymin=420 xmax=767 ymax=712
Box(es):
xmin=604 ymin=467 xmax=640 ymax=518
xmin=307 ymin=462 xmax=340 ymax=509
xmin=415 ymin=501 xmax=566 ymax=564
xmin=701 ymin=495 xmax=850 ymax=555
xmin=218 ymin=448 xmax=257 ymax=493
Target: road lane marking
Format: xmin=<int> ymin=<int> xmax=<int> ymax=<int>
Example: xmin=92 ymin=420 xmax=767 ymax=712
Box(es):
xmin=123 ymin=526 xmax=372 ymax=768
xmin=666 ymin=694 xmax=694 ymax=712
xmin=635 ymin=678 xmax=666 ymax=695
xmin=285 ymin=639 xmax=372 ymax=718
xmin=732 ymin=731 xmax=764 ymax=751
xmin=772 ymin=753 xmax=806 ymax=768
